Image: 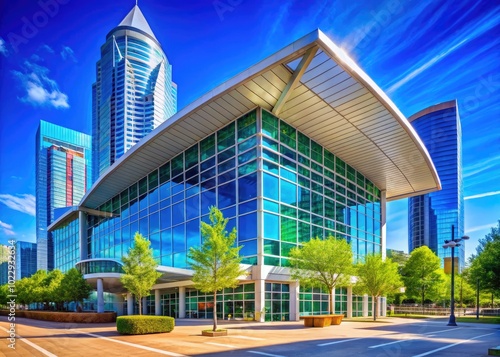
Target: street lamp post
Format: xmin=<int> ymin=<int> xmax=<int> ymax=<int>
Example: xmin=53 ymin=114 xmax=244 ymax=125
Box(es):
xmin=443 ymin=224 xmax=469 ymax=326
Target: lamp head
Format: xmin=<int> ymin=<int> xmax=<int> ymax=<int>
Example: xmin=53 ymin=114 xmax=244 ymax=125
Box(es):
xmin=461 ymin=235 xmax=470 ymax=240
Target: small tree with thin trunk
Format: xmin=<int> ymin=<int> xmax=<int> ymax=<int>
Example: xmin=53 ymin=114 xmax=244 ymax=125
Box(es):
xmin=60 ymin=268 xmax=92 ymax=311
xmin=354 ymin=254 xmax=402 ymax=321
xmin=121 ymin=233 xmax=161 ymax=315
xmin=188 ymin=206 xmax=246 ymax=332
xmin=290 ymin=236 xmax=354 ymax=314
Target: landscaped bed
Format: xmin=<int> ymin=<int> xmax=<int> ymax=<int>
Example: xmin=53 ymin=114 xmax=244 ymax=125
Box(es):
xmin=0 ymin=310 xmax=116 ymax=323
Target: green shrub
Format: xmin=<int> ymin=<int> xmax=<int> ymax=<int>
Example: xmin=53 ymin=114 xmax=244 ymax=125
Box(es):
xmin=116 ymin=315 xmax=175 ymax=334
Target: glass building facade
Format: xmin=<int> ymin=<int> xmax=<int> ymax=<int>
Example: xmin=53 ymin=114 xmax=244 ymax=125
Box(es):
xmin=408 ymin=101 xmax=465 ymax=270
xmin=92 ymin=5 xmax=177 ymax=183
xmin=53 ymin=108 xmax=382 ymax=318
xmin=15 ymin=241 xmax=37 ymax=281
xmin=36 ymin=121 xmax=91 ymax=271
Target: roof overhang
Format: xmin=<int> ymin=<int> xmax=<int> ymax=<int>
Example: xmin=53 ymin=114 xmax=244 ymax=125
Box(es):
xmin=81 ymin=29 xmax=440 ymax=210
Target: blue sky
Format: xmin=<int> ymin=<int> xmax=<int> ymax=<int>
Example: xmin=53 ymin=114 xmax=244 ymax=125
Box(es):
xmin=0 ymin=0 xmax=498 ymax=260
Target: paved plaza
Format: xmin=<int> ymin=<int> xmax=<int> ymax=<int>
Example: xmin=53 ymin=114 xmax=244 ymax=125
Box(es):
xmin=1 ymin=316 xmax=499 ymax=356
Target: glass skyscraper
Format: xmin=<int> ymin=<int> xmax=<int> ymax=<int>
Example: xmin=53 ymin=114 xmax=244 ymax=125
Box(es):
xmin=36 ymin=120 xmax=91 ymax=271
xmin=408 ymin=100 xmax=465 ymax=270
xmin=92 ymin=5 xmax=177 ymax=183
xmin=15 ymin=241 xmax=37 ymax=280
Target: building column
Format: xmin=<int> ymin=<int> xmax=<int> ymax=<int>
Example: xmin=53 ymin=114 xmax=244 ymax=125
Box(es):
xmin=289 ymin=281 xmax=300 ymax=321
xmin=377 ymin=297 xmax=382 ymax=317
xmin=142 ymin=297 xmax=148 ymax=315
xmin=381 ymin=190 xmax=387 ymax=259
xmin=155 ymin=289 xmax=161 ymax=316
xmin=255 ymin=279 xmax=266 ymax=322
xmin=331 ymin=288 xmax=336 ymax=314
xmin=127 ymin=293 xmax=133 ymax=316
xmin=346 ymin=286 xmax=353 ymax=318
xmin=78 ymin=211 xmax=88 ymax=261
xmin=178 ymin=287 xmax=186 ymax=318
xmin=97 ymin=278 xmax=104 ymax=313
xmin=381 ymin=297 xmax=387 ymax=317
xmin=362 ymin=294 xmax=369 ymax=317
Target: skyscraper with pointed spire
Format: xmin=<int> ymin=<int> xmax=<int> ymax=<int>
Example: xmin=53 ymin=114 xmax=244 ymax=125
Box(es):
xmin=92 ymin=5 xmax=177 ymax=183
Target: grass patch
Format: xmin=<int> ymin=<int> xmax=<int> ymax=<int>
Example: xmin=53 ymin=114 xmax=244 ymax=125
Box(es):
xmin=456 ymin=316 xmax=500 ymax=324
xmin=391 ymin=313 xmax=440 ymax=319
xmin=117 ymin=315 xmax=175 ymax=334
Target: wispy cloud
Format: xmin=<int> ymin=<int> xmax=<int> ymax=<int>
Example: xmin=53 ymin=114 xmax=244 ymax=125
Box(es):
xmin=40 ymin=44 xmax=54 ymax=53
xmin=0 ymin=221 xmax=15 ymax=236
xmin=60 ymin=46 xmax=77 ymax=63
xmin=386 ymin=9 xmax=500 ymax=94
xmin=465 ymin=191 xmax=500 ymax=200
xmin=466 ymin=222 xmax=497 ymax=233
xmin=463 ymin=155 xmax=500 ymax=178
xmin=12 ymin=61 xmax=69 ymax=108
xmin=0 ymin=37 xmax=8 ymax=57
xmin=0 ymin=194 xmax=36 ymax=216
xmin=265 ymin=0 xmax=294 ymax=48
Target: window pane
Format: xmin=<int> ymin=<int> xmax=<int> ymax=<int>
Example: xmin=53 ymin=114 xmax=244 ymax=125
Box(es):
xmin=238 ymin=213 xmax=257 ymax=241
xmin=264 ymin=213 xmax=279 ymax=240
xmin=218 ymin=181 xmax=236 ymax=208
xmin=280 ymin=180 xmax=297 ymax=206
xmin=263 ymin=173 xmax=279 ymax=201
xmin=173 ymin=224 xmax=185 ymax=253
xmin=238 ymin=173 xmax=257 ymax=202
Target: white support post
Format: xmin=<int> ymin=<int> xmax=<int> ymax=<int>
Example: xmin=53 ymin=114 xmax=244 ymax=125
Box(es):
xmin=347 ymin=286 xmax=353 ymax=318
xmin=179 ymin=287 xmax=186 ymax=318
xmin=97 ymin=278 xmax=104 ymax=313
xmin=155 ymin=289 xmax=161 ymax=316
xmin=289 ymin=281 xmax=300 ymax=321
xmin=362 ymin=294 xmax=369 ymax=317
xmin=127 ymin=293 xmax=133 ymax=315
xmin=381 ymin=190 xmax=387 ymax=259
xmin=255 ymin=279 xmax=266 ymax=322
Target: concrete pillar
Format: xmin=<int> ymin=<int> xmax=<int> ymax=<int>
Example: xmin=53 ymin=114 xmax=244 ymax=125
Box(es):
xmin=331 ymin=288 xmax=336 ymax=314
xmin=179 ymin=287 xmax=186 ymax=318
xmin=155 ymin=289 xmax=161 ymax=316
xmin=254 ymin=280 xmax=266 ymax=322
xmin=127 ymin=293 xmax=133 ymax=316
xmin=289 ymin=281 xmax=300 ymax=321
xmin=381 ymin=190 xmax=387 ymax=259
xmin=142 ymin=297 xmax=148 ymax=315
xmin=97 ymin=278 xmax=104 ymax=313
xmin=78 ymin=211 xmax=88 ymax=260
xmin=346 ymin=286 xmax=353 ymax=318
xmin=381 ymin=297 xmax=387 ymax=317
xmin=115 ymin=294 xmax=125 ymax=316
xmin=378 ymin=297 xmax=382 ymax=317
xmin=362 ymin=294 xmax=369 ymax=317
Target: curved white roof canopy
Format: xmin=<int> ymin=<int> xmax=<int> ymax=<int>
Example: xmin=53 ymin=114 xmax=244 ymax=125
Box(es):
xmin=81 ymin=29 xmax=440 ymax=210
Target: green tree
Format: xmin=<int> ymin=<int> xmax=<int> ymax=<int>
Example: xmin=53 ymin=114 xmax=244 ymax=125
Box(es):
xmin=290 ymin=236 xmax=353 ymax=314
xmin=46 ymin=269 xmax=64 ymax=310
xmin=60 ymin=268 xmax=92 ymax=311
xmin=354 ymin=254 xmax=402 ymax=320
xmin=121 ymin=233 xmax=162 ymax=315
xmin=188 ymin=207 xmax=246 ymax=332
xmin=402 ymin=246 xmax=444 ymax=307
xmin=469 ymin=240 xmax=500 ymax=300
xmin=470 ymin=220 xmax=500 ymax=259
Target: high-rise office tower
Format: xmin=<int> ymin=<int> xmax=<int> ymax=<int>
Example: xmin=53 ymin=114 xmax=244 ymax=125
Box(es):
xmin=92 ymin=4 xmax=177 ymax=183
xmin=408 ymin=100 xmax=465 ymax=270
xmin=36 ymin=121 xmax=91 ymax=271
xmin=16 ymin=241 xmax=37 ymax=280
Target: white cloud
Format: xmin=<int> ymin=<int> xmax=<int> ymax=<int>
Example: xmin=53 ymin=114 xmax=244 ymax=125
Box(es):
xmin=0 ymin=221 xmax=15 ymax=236
xmin=465 ymin=191 xmax=500 ymax=200
xmin=466 ymin=223 xmax=496 ymax=233
xmin=12 ymin=61 xmax=69 ymax=109
xmin=60 ymin=46 xmax=77 ymax=63
xmin=0 ymin=194 xmax=36 ymax=216
xmin=40 ymin=44 xmax=54 ymax=53
xmin=0 ymin=37 xmax=8 ymax=57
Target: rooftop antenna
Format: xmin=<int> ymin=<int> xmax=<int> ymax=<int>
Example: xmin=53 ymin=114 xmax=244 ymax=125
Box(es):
xmin=136 ymin=0 xmax=138 ymax=6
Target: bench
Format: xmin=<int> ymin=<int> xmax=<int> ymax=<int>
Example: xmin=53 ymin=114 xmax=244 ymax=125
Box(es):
xmin=300 ymin=314 xmax=344 ymax=327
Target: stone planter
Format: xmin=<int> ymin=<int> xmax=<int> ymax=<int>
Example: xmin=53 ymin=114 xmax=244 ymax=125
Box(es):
xmin=300 ymin=314 xmax=344 ymax=327
xmin=202 ymin=330 xmax=228 ymax=337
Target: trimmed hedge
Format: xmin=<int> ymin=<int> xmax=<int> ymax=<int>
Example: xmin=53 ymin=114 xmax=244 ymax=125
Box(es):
xmin=0 ymin=310 xmax=116 ymax=323
xmin=116 ymin=315 xmax=175 ymax=335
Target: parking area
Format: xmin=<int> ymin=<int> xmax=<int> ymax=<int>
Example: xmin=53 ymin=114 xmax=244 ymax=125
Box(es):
xmin=1 ymin=316 xmax=499 ymax=356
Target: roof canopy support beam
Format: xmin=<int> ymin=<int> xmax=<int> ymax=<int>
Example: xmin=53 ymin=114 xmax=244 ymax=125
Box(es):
xmin=272 ymin=45 xmax=318 ymax=116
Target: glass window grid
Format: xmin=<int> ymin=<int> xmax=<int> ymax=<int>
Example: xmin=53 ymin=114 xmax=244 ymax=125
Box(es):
xmin=264 ymin=282 xmax=290 ymax=322
xmin=260 ymin=108 xmax=382 ymax=265
xmin=299 ymin=286 xmax=329 ymax=316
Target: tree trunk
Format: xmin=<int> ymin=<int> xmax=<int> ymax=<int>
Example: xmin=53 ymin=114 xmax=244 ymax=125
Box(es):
xmin=138 ymin=295 xmax=142 ymax=315
xmin=421 ymin=288 xmax=425 ymax=314
xmin=373 ymin=296 xmax=377 ymax=321
xmin=213 ymin=291 xmax=217 ymax=331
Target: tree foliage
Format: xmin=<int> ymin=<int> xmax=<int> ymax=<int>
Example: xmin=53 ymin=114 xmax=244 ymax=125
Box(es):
xmin=188 ymin=206 xmax=246 ymax=331
xmin=468 ymin=240 xmax=500 ymax=296
xmin=402 ymin=246 xmax=444 ymax=306
xmin=290 ymin=236 xmax=353 ymax=314
xmin=121 ymin=233 xmax=162 ymax=315
xmin=354 ymin=254 xmax=402 ymax=320
xmin=470 ymin=220 xmax=500 ymax=260
xmin=60 ymin=268 xmax=92 ymax=311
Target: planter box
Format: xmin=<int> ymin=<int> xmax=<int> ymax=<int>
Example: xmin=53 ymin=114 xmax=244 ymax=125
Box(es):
xmin=300 ymin=314 xmax=344 ymax=327
xmin=202 ymin=330 xmax=228 ymax=337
